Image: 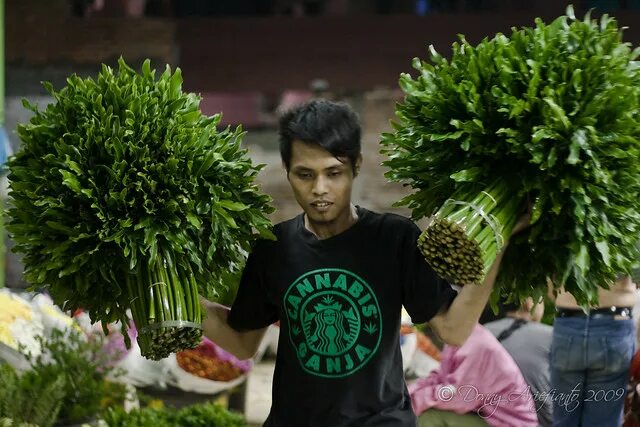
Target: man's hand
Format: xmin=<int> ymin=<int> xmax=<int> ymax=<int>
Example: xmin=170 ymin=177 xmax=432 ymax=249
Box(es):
xmin=429 ymin=209 xmax=530 ymax=346
xmin=199 ymin=295 xmax=267 ymax=360
xmin=510 ymin=208 xmax=532 ymax=237
xmin=199 ymin=295 xmax=225 ymax=318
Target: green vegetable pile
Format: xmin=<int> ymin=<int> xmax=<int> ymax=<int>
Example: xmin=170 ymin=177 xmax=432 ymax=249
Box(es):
xmin=0 ymin=363 xmax=65 ymax=427
xmin=7 ymin=58 xmax=274 ymax=358
xmin=31 ymin=329 xmax=126 ymax=424
xmin=381 ymin=7 xmax=640 ymax=305
xmin=0 ymin=328 xmax=126 ymax=427
xmin=103 ymin=402 xmax=245 ymax=427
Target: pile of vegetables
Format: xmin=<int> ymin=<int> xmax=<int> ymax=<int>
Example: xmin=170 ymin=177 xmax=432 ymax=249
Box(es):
xmin=7 ymin=58 xmax=274 ymax=359
xmin=176 ymin=337 xmax=250 ymax=382
xmin=33 ymin=329 xmax=126 ymax=424
xmin=0 ymin=328 xmax=126 ymax=427
xmin=0 ymin=363 xmax=65 ymax=427
xmin=103 ymin=402 xmax=245 ymax=427
xmin=381 ymin=7 xmax=640 ymax=305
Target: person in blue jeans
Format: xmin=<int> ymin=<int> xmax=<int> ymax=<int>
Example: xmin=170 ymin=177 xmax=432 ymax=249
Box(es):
xmin=550 ymin=276 xmax=636 ymax=427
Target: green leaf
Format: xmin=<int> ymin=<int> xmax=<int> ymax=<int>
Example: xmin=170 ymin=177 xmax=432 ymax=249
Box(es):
xmin=218 ymin=200 xmax=249 ymax=211
xmin=59 ymin=170 xmax=82 ymax=193
xmin=595 ymin=240 xmax=611 ymax=267
xmin=215 ymin=207 xmax=238 ymax=228
xmin=450 ymin=167 xmax=482 ymax=182
xmin=543 ymin=98 xmax=571 ymax=130
xmin=186 ymin=213 xmax=202 ymax=228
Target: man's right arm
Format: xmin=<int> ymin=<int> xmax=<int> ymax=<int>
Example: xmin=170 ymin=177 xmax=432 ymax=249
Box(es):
xmin=200 ymin=297 xmax=268 ymax=360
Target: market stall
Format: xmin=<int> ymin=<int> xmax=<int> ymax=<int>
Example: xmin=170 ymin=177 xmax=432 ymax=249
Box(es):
xmin=0 ymin=288 xmax=249 ymax=426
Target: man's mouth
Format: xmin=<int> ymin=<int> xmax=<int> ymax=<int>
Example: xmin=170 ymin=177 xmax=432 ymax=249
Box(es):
xmin=311 ymin=201 xmax=332 ymax=208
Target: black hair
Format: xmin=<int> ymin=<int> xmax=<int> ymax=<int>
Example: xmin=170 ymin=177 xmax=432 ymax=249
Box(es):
xmin=479 ymin=299 xmax=521 ymax=324
xmin=278 ymin=99 xmax=361 ymax=175
xmin=497 ymin=300 xmax=522 ymax=316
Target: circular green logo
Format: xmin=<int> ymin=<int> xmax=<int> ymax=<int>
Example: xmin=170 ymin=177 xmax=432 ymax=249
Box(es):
xmin=284 ymin=268 xmax=382 ymax=378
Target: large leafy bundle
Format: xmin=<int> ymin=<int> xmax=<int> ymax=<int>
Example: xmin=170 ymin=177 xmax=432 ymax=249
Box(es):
xmin=381 ymin=8 xmax=640 ymax=305
xmin=8 ymin=58 xmax=274 ymax=357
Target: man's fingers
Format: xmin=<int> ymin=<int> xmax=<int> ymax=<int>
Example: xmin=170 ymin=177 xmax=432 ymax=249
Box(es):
xmin=199 ymin=295 xmax=211 ymax=315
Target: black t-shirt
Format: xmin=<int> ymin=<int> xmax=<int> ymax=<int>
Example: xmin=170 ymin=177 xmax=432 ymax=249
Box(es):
xmin=228 ymin=207 xmax=457 ymax=427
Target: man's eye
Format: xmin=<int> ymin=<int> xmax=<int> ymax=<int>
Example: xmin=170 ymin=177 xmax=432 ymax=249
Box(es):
xmin=298 ymin=173 xmax=312 ymax=179
xmin=328 ymin=171 xmax=342 ymax=177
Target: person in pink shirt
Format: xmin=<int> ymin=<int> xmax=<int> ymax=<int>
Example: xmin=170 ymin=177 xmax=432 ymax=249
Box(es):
xmin=409 ymin=323 xmax=539 ymax=427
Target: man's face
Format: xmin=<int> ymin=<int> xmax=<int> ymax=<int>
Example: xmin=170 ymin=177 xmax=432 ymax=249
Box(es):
xmin=287 ymin=140 xmax=360 ymax=228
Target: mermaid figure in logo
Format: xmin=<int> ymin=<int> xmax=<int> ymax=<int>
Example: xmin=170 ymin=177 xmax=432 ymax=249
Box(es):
xmin=303 ymin=296 xmax=358 ymax=355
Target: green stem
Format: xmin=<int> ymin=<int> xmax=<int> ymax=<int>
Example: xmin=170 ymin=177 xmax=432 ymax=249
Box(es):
xmin=173 ymin=268 xmax=187 ymax=322
xmin=156 ymin=262 xmax=171 ymax=322
xmin=125 ymin=272 xmax=139 ymax=325
xmin=160 ymin=260 xmax=176 ymax=320
xmin=144 ymin=265 xmax=156 ymax=323
xmin=189 ymin=272 xmax=201 ymax=322
xmin=182 ymin=269 xmax=194 ymax=321
xmin=429 ymin=178 xmax=522 ymax=281
xmin=147 ymin=262 xmax=163 ymax=323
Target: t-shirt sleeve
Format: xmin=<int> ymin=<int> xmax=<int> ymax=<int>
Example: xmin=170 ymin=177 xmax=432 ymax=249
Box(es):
xmin=227 ymin=243 xmax=278 ymax=331
xmin=401 ymin=221 xmax=458 ymax=324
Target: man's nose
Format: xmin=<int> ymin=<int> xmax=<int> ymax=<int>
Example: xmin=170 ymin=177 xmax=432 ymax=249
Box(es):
xmin=312 ymin=176 xmax=328 ymax=195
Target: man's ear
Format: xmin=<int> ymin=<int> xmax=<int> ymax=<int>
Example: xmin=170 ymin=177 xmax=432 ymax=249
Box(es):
xmin=282 ymin=161 xmax=290 ymax=179
xmin=354 ymin=154 xmax=363 ymax=177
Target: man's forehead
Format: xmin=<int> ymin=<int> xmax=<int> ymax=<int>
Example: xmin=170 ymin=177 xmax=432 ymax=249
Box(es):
xmin=290 ymin=141 xmax=349 ymax=170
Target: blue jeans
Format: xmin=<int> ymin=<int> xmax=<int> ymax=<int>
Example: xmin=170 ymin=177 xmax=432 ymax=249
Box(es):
xmin=550 ymin=315 xmax=635 ymax=427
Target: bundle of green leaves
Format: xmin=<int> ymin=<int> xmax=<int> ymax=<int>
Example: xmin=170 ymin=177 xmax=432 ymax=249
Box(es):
xmin=8 ymin=58 xmax=274 ymax=357
xmin=381 ymin=7 xmax=640 ymax=306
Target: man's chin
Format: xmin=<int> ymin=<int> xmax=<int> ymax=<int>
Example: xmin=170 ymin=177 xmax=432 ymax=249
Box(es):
xmin=308 ymin=217 xmax=333 ymax=225
xmin=305 ymin=212 xmax=334 ymax=225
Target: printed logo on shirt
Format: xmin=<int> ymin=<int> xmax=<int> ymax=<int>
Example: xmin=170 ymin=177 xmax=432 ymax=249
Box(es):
xmin=283 ymin=268 xmax=382 ymax=378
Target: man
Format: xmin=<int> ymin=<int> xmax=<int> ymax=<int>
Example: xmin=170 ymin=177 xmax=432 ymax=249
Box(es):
xmin=200 ymin=100 xmax=527 ymax=426
xmin=484 ymin=298 xmax=553 ymax=427
xmin=550 ymin=277 xmax=636 ymax=427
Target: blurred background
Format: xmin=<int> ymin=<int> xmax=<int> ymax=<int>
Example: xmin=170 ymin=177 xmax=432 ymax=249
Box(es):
xmin=3 ymin=1 xmax=640 ymax=425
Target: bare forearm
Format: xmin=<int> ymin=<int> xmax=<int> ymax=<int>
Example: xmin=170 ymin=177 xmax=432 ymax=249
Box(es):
xmin=430 ymin=211 xmax=531 ymax=345
xmin=200 ymin=301 xmax=266 ymax=360
xmin=431 ymin=247 xmax=506 ymax=346
xmin=454 ymin=249 xmax=504 ymax=333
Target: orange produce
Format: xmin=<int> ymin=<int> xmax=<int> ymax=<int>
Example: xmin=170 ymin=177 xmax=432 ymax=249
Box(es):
xmin=177 ymin=348 xmax=243 ymax=382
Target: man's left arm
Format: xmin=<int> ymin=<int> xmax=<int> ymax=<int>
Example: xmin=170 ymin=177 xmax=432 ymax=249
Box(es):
xmin=428 ymin=211 xmax=530 ymax=346
xmin=428 ymin=246 xmax=506 ymax=346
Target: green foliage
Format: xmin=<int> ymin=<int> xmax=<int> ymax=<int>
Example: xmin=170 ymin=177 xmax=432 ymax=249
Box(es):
xmin=25 ymin=329 xmax=126 ymax=424
xmin=0 ymin=363 xmax=66 ymax=427
xmin=381 ymin=7 xmax=640 ymax=305
xmin=213 ymin=262 xmax=244 ymax=307
xmin=102 ymin=407 xmax=168 ymax=427
xmin=0 ymin=419 xmax=39 ymax=427
xmin=175 ymin=402 xmax=246 ymax=427
xmin=102 ymin=402 xmax=245 ymax=427
xmin=7 ymin=58 xmax=274 ymax=330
